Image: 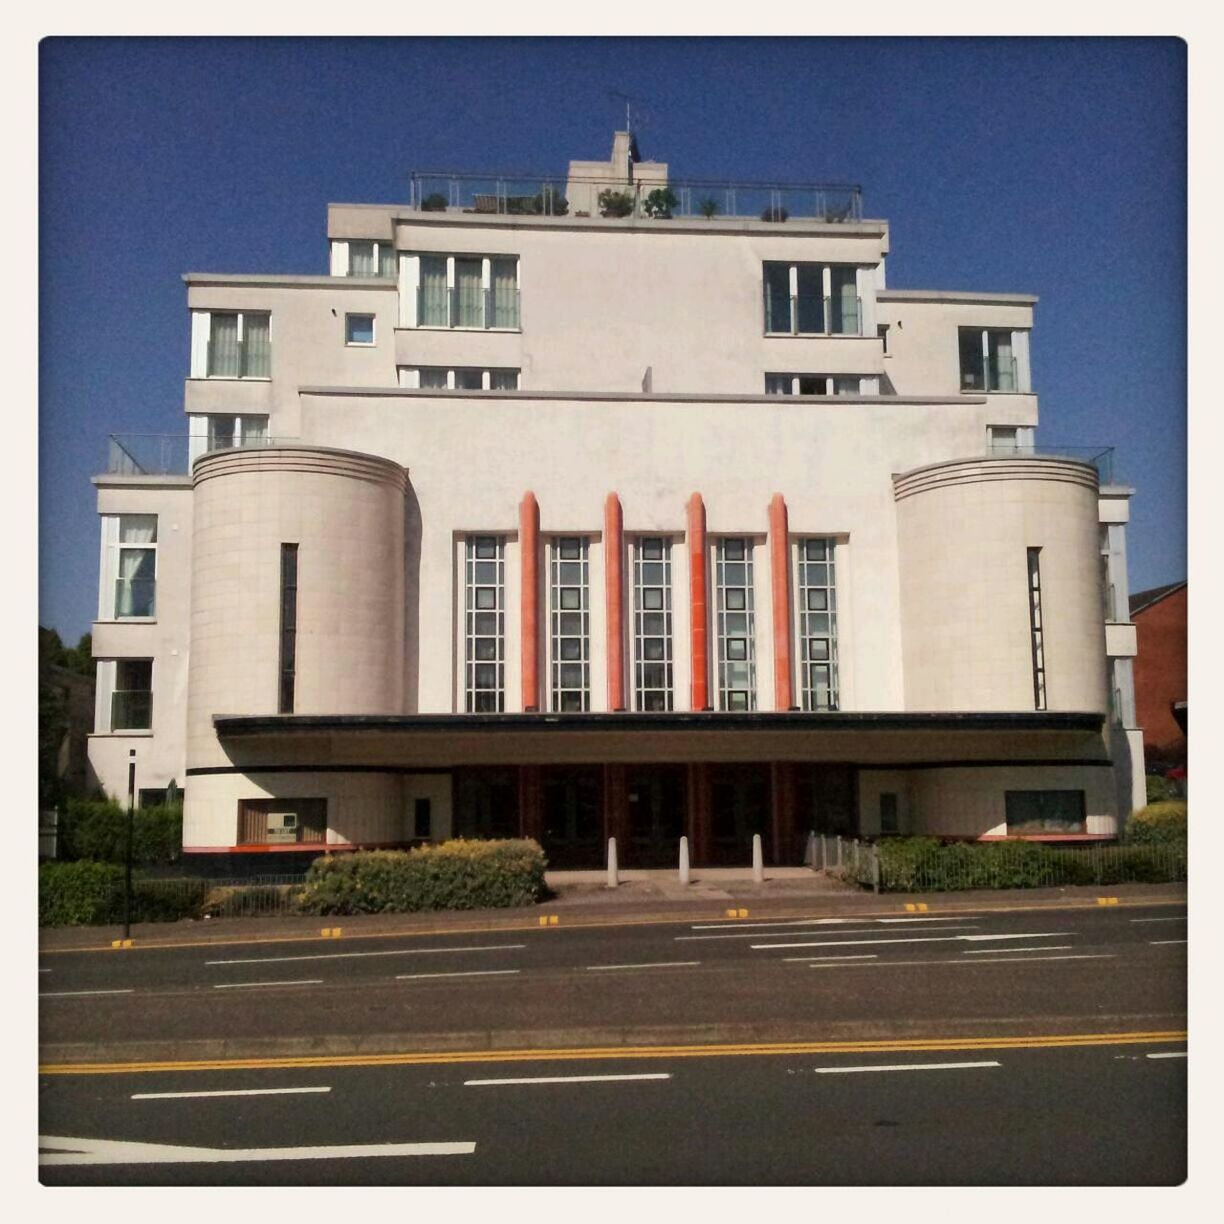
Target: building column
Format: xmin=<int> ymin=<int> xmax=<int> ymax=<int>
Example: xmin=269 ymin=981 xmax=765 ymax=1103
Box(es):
xmin=519 ymin=764 xmax=544 ymax=843
xmin=687 ymin=761 xmax=712 ymax=865
xmin=604 ymin=493 xmax=626 ymax=711
xmin=520 ymin=491 xmax=540 ymax=712
xmin=687 ymin=493 xmax=710 ymax=711
xmin=769 ymin=494 xmax=794 ymax=711
xmin=603 ymin=763 xmax=629 ymax=854
xmin=770 ymin=760 xmax=797 ymax=866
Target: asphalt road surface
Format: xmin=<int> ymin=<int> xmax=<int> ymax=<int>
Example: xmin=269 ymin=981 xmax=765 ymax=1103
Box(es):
xmin=39 ymin=900 xmax=1187 ymax=1184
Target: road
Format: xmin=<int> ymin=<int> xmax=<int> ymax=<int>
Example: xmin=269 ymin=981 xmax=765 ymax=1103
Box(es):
xmin=39 ymin=899 xmax=1187 ymax=1184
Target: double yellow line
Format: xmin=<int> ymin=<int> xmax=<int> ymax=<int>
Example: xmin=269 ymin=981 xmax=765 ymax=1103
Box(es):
xmin=40 ymin=1029 xmax=1187 ymax=1076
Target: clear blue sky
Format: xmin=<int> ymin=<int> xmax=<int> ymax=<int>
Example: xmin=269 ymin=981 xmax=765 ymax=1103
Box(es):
xmin=39 ymin=36 xmax=1186 ymax=641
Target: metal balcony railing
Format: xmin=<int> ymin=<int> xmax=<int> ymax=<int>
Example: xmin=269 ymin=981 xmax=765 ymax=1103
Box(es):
xmin=106 ymin=434 xmax=299 ymax=477
xmin=111 ymin=690 xmax=152 ymax=732
xmin=415 ymin=285 xmax=520 ymax=329
xmin=114 ymin=577 xmax=156 ymax=619
xmin=408 ymin=171 xmax=863 ymax=223
xmin=961 ymin=355 xmax=1019 ymax=393
xmin=985 ymin=443 xmax=1118 ymax=484
xmin=764 ymin=293 xmax=864 ymax=337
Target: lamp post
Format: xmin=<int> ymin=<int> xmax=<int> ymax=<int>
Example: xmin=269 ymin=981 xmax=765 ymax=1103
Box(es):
xmin=123 ymin=748 xmax=136 ymax=940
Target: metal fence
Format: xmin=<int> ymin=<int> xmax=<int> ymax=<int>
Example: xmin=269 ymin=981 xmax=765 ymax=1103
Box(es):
xmin=817 ymin=836 xmax=1187 ymax=894
xmin=119 ymin=874 xmax=304 ymax=921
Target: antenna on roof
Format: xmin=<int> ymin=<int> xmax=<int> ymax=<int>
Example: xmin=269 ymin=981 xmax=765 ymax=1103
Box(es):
xmin=607 ymin=89 xmax=653 ymax=159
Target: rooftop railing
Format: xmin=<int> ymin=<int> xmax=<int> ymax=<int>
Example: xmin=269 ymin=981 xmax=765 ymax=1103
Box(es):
xmin=106 ymin=433 xmax=299 ymax=477
xmin=986 ymin=443 xmax=1118 ymax=484
xmin=408 ymin=171 xmax=863 ymax=223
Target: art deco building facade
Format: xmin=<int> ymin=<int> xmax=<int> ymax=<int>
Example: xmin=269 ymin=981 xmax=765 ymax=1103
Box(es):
xmin=88 ymin=133 xmax=1145 ymax=869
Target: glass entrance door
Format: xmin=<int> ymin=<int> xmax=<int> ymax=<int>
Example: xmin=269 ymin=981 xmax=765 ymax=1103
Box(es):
xmin=710 ymin=763 xmax=771 ymax=865
xmin=626 ymin=764 xmax=686 ymax=867
xmin=542 ymin=766 xmax=603 ymax=868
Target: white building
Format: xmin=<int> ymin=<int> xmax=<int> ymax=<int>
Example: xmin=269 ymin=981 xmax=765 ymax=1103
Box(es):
xmin=88 ymin=133 xmax=1144 ymax=870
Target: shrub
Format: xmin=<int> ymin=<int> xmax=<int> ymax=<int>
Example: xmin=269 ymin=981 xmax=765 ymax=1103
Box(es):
xmin=598 ymin=189 xmax=635 ymax=218
xmin=420 ymin=192 xmax=448 ymax=212
xmin=699 ymin=196 xmax=719 ymax=219
xmin=642 ymin=187 xmax=678 ymax=219
xmin=1125 ymin=801 xmax=1188 ymax=844
xmin=38 ymin=862 xmax=208 ymax=926
xmin=1145 ymin=774 xmax=1178 ymax=804
xmin=862 ymin=836 xmax=1186 ymax=892
xmin=200 ymin=884 xmax=299 ymax=919
xmin=296 ymin=839 xmax=548 ymax=915
xmin=761 ymin=204 xmax=789 ymax=222
xmin=57 ymin=797 xmax=182 ymax=867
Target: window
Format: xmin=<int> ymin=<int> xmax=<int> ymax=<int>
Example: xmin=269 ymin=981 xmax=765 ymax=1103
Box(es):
xmin=878 ymin=323 xmax=890 ymax=355
xmin=400 ymin=366 xmax=520 ymax=390
xmin=550 ymin=536 xmax=591 ymax=712
xmin=632 ymin=537 xmax=673 ymax=712
xmin=765 ymin=374 xmax=862 ymax=396
xmin=762 ymin=262 xmax=862 ymax=336
xmin=1005 ymin=790 xmax=1086 ymax=835
xmin=1027 ymin=547 xmax=1047 ymax=710
xmin=879 ymin=792 xmax=899 ymax=834
xmin=465 ymin=536 xmax=505 ymax=712
xmin=796 ymin=538 xmax=839 ymax=711
xmin=238 ymin=798 xmax=327 ymax=845
xmin=279 ymin=544 xmax=298 ymax=715
xmin=345 ymin=313 xmax=375 ymax=345
xmin=100 ymin=514 xmax=157 ymax=619
xmin=346 ymin=240 xmax=397 ymax=279
xmin=959 ymin=327 xmax=1019 ymax=392
xmin=413 ymin=254 xmax=520 ymax=329
xmin=413 ymin=798 xmax=432 ymax=840
xmin=139 ymin=787 xmax=182 ymax=808
xmin=715 ymin=537 xmax=756 ymax=711
xmin=111 ymin=659 xmax=152 ymax=731
xmin=203 ymin=311 xmax=270 ymax=378
xmin=206 ymin=415 xmax=268 ymax=451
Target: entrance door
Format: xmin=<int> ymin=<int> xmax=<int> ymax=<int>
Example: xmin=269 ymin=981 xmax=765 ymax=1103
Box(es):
xmin=453 ymin=768 xmax=518 ymax=839
xmin=626 ymin=764 xmax=686 ymax=867
xmin=794 ymin=764 xmax=857 ymax=839
xmin=709 ymin=763 xmax=771 ymax=865
xmin=542 ymin=766 xmax=603 ymax=868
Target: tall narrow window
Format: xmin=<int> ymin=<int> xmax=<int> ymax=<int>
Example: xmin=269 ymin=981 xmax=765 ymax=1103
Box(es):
xmin=633 ymin=537 xmax=673 ymax=711
xmin=716 ymin=537 xmax=756 ymax=711
xmin=550 ymin=536 xmax=590 ymax=712
xmin=278 ymin=544 xmax=298 ymax=714
xmin=113 ymin=515 xmax=157 ymax=618
xmin=797 ymin=538 xmax=839 ymax=711
xmin=490 ymin=257 xmax=519 ymax=328
xmin=453 ymin=258 xmax=483 ymax=328
xmin=1027 ymin=547 xmax=1047 ymax=710
xmin=419 ymin=255 xmax=448 ymax=326
xmin=465 ymin=536 xmax=505 ymax=712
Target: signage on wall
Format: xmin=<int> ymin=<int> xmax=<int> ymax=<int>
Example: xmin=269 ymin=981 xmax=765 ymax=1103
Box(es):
xmin=266 ymin=812 xmax=299 ymax=844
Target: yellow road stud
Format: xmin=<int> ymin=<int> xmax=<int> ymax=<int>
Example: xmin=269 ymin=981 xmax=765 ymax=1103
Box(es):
xmin=320 ymin=927 xmax=343 ymax=938
xmin=904 ymin=902 xmax=929 ymax=913
xmin=549 ymin=915 xmax=559 ymax=925
xmin=1097 ymin=897 xmax=1119 ymax=906
xmin=725 ymin=909 xmax=738 ymax=918
xmin=539 ymin=916 xmax=549 ymax=926
xmin=109 ymin=939 xmax=133 ymax=949
xmin=737 ymin=908 xmax=749 ymax=918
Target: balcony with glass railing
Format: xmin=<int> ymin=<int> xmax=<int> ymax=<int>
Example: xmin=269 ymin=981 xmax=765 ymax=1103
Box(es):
xmin=764 ymin=292 xmax=864 ymax=337
xmin=111 ymin=690 xmax=152 ymax=732
xmin=105 ymin=433 xmax=298 ymax=477
xmin=415 ymin=284 xmax=520 ymax=330
xmin=408 ymin=171 xmax=863 ymax=224
xmin=985 ymin=443 xmax=1118 ymax=485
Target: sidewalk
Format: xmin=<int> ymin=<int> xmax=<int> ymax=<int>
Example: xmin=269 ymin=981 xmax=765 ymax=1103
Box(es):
xmin=37 ymin=870 xmax=1187 ymax=953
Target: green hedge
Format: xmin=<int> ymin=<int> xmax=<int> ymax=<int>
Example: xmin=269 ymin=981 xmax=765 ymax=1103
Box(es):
xmin=296 ymin=839 xmax=548 ymax=915
xmin=1125 ymin=801 xmax=1188 ymax=844
xmin=854 ymin=836 xmax=1187 ymax=893
xmin=38 ymin=862 xmax=208 ymax=926
xmin=57 ymin=797 xmax=182 ymax=867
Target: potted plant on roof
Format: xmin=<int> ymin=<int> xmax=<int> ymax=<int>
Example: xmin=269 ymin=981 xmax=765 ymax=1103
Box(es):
xmin=699 ymin=196 xmax=719 ymax=219
xmin=598 ymin=188 xmax=635 ymax=218
xmin=643 ymin=187 xmax=679 ymax=219
xmin=533 ymin=185 xmax=569 ymax=216
xmin=761 ymin=203 xmax=789 ymax=222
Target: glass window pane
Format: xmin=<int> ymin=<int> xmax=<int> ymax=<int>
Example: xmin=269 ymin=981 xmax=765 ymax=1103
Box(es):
xmin=722 ymin=538 xmax=745 ymax=561
xmin=208 ymin=313 xmax=240 ymax=377
xmin=560 ymin=588 xmax=581 ymax=610
xmin=725 ymin=588 xmax=746 ymax=611
xmin=643 ymin=638 xmax=665 ymax=661
xmin=642 ymin=588 xmax=664 ymax=611
xmin=641 ymin=538 xmax=664 ymax=560
xmin=119 ymin=515 xmax=157 ymax=544
xmin=559 ymin=612 xmax=583 ymax=636
xmin=346 ymin=314 xmax=375 ymax=344
xmin=559 ymin=638 xmax=582 ymax=661
xmin=241 ymin=314 xmax=270 ymax=377
xmin=473 ymin=611 xmax=498 ymax=636
xmin=475 ymin=587 xmax=497 ymax=610
xmin=419 ymin=256 xmax=448 ymax=326
xmin=726 ymin=638 xmax=747 ymax=661
xmin=378 ymin=244 xmax=397 ymax=279
xmin=349 ymin=241 xmax=375 ymax=277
